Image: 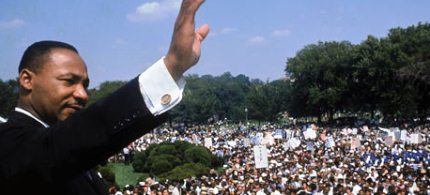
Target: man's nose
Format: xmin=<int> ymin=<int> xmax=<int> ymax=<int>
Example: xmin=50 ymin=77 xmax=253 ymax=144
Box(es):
xmin=73 ymin=84 xmax=89 ymax=103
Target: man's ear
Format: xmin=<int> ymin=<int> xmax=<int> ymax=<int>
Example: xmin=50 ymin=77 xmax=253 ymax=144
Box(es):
xmin=19 ymin=69 xmax=35 ymax=91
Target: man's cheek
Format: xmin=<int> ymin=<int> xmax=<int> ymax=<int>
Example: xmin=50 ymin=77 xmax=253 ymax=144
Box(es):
xmin=58 ymin=113 xmax=69 ymax=121
xmin=59 ymin=109 xmax=74 ymax=120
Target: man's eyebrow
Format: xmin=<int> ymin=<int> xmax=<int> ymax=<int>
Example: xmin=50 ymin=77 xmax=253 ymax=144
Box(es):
xmin=58 ymin=73 xmax=90 ymax=86
xmin=58 ymin=73 xmax=87 ymax=79
xmin=58 ymin=73 xmax=81 ymax=78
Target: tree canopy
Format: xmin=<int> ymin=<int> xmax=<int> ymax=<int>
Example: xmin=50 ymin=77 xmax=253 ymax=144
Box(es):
xmin=286 ymin=22 xmax=430 ymax=122
xmin=0 ymin=79 xmax=18 ymax=117
xmin=1 ymin=22 xmax=429 ymax=124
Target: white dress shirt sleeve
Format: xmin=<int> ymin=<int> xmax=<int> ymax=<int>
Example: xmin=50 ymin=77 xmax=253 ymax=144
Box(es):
xmin=138 ymin=57 xmax=186 ymax=116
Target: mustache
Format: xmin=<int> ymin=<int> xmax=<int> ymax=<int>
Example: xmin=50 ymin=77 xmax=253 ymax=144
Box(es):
xmin=66 ymin=100 xmax=86 ymax=110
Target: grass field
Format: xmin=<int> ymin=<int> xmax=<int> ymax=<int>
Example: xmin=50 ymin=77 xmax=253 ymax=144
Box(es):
xmin=107 ymin=163 xmax=149 ymax=188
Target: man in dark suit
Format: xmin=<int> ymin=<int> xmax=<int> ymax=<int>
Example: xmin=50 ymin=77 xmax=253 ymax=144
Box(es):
xmin=0 ymin=0 xmax=209 ymax=194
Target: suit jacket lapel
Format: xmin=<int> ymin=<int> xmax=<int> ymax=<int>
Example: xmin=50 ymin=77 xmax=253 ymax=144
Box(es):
xmin=7 ymin=111 xmax=46 ymax=129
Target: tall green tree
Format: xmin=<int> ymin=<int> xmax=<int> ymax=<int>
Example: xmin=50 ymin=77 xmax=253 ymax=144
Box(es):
xmin=170 ymin=73 xmax=253 ymax=124
xmin=381 ymin=22 xmax=430 ymax=119
xmin=0 ymin=79 xmax=19 ymax=117
xmin=246 ymin=80 xmax=290 ymax=122
xmin=87 ymin=81 xmax=127 ymax=105
xmin=170 ymin=74 xmax=219 ymax=124
xmin=286 ymin=41 xmax=354 ymax=120
xmin=212 ymin=73 xmax=250 ymax=121
xmin=350 ymin=35 xmax=385 ymax=117
xmin=286 ymin=22 xmax=430 ymax=121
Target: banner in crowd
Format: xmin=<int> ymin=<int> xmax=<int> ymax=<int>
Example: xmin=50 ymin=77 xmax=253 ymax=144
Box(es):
xmin=227 ymin=140 xmax=237 ymax=147
xmin=303 ymin=128 xmax=317 ymax=140
xmin=325 ymin=137 xmax=335 ymax=148
xmin=286 ymin=129 xmax=295 ymax=140
xmin=285 ymin=137 xmax=301 ymax=150
xmin=384 ymin=136 xmax=394 ymax=146
xmin=261 ymin=132 xmax=275 ymax=146
xmin=204 ymin=138 xmax=212 ymax=148
xmin=400 ymin=130 xmax=408 ymax=142
xmin=215 ymin=149 xmax=224 ymax=157
xmin=253 ymin=145 xmax=269 ymax=169
xmin=341 ymin=128 xmax=352 ymax=136
xmin=192 ymin=134 xmax=200 ymax=144
xmin=250 ymin=136 xmax=261 ymax=145
xmin=351 ymin=137 xmax=361 ymax=150
xmin=274 ymin=129 xmax=284 ymax=139
xmin=307 ymin=141 xmax=313 ymax=151
xmin=243 ymin=138 xmax=250 ymax=147
xmin=411 ymin=133 xmax=422 ymax=144
xmin=394 ymin=130 xmax=401 ymax=141
xmin=378 ymin=127 xmax=390 ymax=133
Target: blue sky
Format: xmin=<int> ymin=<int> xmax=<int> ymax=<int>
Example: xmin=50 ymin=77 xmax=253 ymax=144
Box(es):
xmin=1 ymin=0 xmax=429 ymax=88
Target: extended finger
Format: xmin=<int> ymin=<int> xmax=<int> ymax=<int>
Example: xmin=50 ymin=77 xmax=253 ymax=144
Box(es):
xmin=196 ymin=24 xmax=210 ymax=42
xmin=180 ymin=0 xmax=205 ymax=17
xmin=172 ymin=0 xmax=206 ymax=40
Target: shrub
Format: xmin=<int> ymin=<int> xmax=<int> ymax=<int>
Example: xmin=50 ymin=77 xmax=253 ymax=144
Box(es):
xmin=159 ymin=163 xmax=210 ymax=181
xmin=157 ymin=144 xmax=177 ymax=155
xmin=132 ymin=141 xmax=219 ymax=179
xmin=184 ymin=146 xmax=212 ymax=167
xmin=151 ymin=160 xmax=173 ymax=175
xmin=132 ymin=151 xmax=147 ymax=172
xmin=97 ymin=165 xmax=116 ymax=186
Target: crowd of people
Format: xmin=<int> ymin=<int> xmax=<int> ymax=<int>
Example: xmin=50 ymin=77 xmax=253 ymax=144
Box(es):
xmin=107 ymin=121 xmax=430 ymax=195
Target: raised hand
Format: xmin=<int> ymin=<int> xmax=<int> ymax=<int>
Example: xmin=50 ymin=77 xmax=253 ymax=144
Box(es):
xmin=164 ymin=0 xmax=210 ymax=81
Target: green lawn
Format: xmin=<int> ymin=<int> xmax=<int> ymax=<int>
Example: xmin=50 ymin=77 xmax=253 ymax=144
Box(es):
xmin=107 ymin=163 xmax=149 ymax=188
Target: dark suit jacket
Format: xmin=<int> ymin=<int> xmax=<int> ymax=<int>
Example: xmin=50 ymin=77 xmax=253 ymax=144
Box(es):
xmin=0 ymin=78 xmax=167 ymax=194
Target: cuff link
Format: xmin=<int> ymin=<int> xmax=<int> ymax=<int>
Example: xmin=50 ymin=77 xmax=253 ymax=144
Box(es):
xmin=161 ymin=94 xmax=172 ymax=105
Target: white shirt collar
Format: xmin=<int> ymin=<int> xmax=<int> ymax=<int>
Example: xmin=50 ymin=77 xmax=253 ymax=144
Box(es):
xmin=15 ymin=107 xmax=50 ymax=128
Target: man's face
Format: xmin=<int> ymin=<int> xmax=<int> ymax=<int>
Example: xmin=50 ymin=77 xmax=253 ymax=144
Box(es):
xmin=30 ymin=48 xmax=89 ymax=124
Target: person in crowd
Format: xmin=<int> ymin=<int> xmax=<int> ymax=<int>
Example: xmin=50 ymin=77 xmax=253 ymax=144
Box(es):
xmin=114 ymin=122 xmax=430 ymax=194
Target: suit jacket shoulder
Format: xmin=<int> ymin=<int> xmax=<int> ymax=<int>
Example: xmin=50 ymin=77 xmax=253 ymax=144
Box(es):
xmin=0 ymin=77 xmax=166 ymax=194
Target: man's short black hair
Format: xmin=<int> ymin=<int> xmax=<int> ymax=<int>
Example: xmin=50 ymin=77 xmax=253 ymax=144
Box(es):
xmin=18 ymin=40 xmax=78 ymax=73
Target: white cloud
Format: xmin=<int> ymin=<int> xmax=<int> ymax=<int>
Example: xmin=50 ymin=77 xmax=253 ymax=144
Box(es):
xmin=207 ymin=31 xmax=218 ymax=37
xmin=127 ymin=0 xmax=181 ymax=22
xmin=207 ymin=27 xmax=237 ymax=37
xmin=112 ymin=38 xmax=128 ymax=49
xmin=0 ymin=18 xmax=25 ymax=29
xmin=248 ymin=36 xmax=266 ymax=44
xmin=271 ymin=29 xmax=291 ymax=37
xmin=115 ymin=38 xmax=127 ymax=45
xmin=221 ymin=27 xmax=237 ymax=34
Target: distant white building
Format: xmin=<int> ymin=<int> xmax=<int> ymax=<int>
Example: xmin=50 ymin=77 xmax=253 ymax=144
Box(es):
xmin=0 ymin=116 xmax=7 ymax=123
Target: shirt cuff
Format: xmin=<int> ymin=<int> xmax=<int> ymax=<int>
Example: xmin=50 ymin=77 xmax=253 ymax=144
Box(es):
xmin=138 ymin=57 xmax=186 ymax=116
